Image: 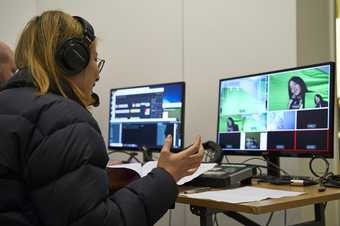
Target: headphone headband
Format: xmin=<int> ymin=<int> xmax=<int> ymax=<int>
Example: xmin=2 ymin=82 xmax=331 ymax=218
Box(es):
xmin=73 ymin=16 xmax=96 ymax=44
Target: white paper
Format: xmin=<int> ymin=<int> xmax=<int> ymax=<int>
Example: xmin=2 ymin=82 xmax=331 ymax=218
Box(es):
xmin=107 ymin=161 xmax=216 ymax=185
xmin=184 ymin=186 xmax=304 ymax=203
xmin=141 ymin=161 xmax=158 ymax=177
xmin=177 ymin=163 xmax=217 ymax=185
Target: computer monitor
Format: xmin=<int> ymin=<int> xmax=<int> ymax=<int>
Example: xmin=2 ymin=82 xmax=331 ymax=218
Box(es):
xmin=108 ymin=82 xmax=185 ymax=152
xmin=217 ymin=62 xmax=335 ymax=174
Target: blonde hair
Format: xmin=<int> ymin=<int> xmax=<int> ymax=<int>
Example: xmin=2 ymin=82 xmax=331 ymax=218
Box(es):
xmin=15 ymin=10 xmax=94 ymax=106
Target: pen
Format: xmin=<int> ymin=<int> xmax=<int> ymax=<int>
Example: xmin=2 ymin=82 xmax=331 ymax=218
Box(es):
xmin=183 ymin=187 xmax=210 ymax=194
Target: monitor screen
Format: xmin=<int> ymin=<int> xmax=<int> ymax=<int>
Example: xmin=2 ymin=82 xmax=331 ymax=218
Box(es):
xmin=217 ymin=62 xmax=335 ymax=158
xmin=108 ymin=82 xmax=185 ymax=151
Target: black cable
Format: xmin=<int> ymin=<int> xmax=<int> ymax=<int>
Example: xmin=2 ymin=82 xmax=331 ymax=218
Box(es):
xmin=266 ymin=212 xmax=274 ymax=226
xmin=107 ymin=150 xmax=141 ymax=163
xmin=284 ymin=210 xmax=287 ymax=226
xmin=324 ymin=173 xmax=340 ymax=188
xmin=308 ymin=155 xmax=333 ymax=190
xmin=214 ymin=213 xmax=219 ymax=226
xmin=168 ymin=209 xmax=172 ymax=226
xmin=223 ymin=162 xmax=272 ymax=173
xmin=224 ymin=155 xmax=230 ymax=163
xmin=309 ymin=155 xmax=329 ymax=178
xmin=242 ymin=157 xmax=290 ymax=176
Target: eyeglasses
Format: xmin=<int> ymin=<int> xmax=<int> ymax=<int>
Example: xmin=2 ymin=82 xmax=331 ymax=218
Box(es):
xmin=95 ymin=57 xmax=105 ymax=73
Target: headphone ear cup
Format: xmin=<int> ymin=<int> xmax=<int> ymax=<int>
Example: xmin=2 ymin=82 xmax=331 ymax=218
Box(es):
xmin=56 ymin=38 xmax=90 ymax=76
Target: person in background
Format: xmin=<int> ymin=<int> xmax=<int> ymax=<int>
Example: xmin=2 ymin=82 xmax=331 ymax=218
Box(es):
xmin=0 ymin=10 xmax=204 ymax=226
xmin=314 ymin=94 xmax=328 ymax=108
xmin=0 ymin=41 xmax=16 ymax=86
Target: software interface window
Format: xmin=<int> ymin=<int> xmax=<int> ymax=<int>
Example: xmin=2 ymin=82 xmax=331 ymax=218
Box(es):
xmin=217 ymin=63 xmax=333 ymax=155
xmin=108 ymin=83 xmax=184 ymax=150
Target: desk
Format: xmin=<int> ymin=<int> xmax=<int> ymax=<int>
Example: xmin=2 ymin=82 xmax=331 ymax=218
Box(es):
xmin=177 ymin=182 xmax=340 ymax=226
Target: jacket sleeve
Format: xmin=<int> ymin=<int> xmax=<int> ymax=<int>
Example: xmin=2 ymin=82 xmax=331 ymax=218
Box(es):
xmin=26 ymin=122 xmax=178 ymax=226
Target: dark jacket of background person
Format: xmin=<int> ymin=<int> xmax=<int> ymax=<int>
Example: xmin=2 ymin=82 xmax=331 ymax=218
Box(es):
xmin=0 ymin=69 xmax=178 ymax=226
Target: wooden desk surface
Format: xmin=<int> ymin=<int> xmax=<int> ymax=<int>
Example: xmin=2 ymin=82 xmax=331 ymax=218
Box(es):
xmin=177 ymin=181 xmax=340 ymax=214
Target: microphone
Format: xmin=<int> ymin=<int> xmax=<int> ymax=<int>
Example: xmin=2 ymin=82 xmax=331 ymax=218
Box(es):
xmin=91 ymin=92 xmax=100 ymax=107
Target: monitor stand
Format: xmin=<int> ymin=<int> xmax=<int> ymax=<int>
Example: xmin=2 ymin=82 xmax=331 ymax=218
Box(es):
xmin=140 ymin=145 xmax=153 ymax=163
xmin=262 ymin=152 xmax=280 ymax=177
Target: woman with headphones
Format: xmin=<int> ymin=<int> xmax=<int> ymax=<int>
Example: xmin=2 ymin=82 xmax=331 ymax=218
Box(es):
xmin=0 ymin=10 xmax=204 ymax=226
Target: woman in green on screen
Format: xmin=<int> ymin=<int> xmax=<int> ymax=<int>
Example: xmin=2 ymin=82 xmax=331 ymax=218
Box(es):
xmin=287 ymin=76 xmax=308 ymax=110
xmin=227 ymin=117 xmax=239 ymax=132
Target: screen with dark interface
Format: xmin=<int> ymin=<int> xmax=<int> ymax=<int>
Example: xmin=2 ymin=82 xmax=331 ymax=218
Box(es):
xmin=108 ymin=82 xmax=185 ymax=151
xmin=217 ymin=62 xmax=334 ymax=157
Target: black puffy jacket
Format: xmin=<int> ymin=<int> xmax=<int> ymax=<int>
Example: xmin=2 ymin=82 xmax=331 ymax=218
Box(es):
xmin=0 ymin=70 xmax=178 ymax=226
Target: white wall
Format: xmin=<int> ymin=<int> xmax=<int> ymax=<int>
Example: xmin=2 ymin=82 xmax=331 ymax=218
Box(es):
xmin=0 ymin=0 xmax=37 ymax=49
xmin=182 ymin=1 xmax=300 ymax=225
xmin=36 ymin=0 xmax=184 ymax=148
xmin=297 ymin=0 xmax=335 ymax=65
xmin=1 ymin=0 xmax=338 ymax=226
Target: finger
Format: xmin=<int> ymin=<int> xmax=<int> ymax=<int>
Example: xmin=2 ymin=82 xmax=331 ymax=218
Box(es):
xmin=188 ymin=155 xmax=204 ymax=165
xmin=178 ymin=135 xmax=201 ymax=158
xmin=184 ymin=167 xmax=200 ymax=176
xmin=186 ymin=157 xmax=203 ymax=168
xmin=160 ymin=135 xmax=173 ymax=153
xmin=189 ymin=144 xmax=204 ymax=159
xmin=185 ymin=161 xmax=201 ymax=172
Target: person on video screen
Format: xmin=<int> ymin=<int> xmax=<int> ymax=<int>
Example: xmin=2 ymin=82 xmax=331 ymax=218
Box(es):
xmin=245 ymin=137 xmax=259 ymax=149
xmin=314 ymin=94 xmax=328 ymax=108
xmin=227 ymin=117 xmax=239 ymax=132
xmin=287 ymin=76 xmax=308 ymax=110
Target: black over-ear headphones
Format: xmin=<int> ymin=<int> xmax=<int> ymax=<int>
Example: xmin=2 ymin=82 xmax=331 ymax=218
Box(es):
xmin=55 ymin=16 xmax=96 ymax=76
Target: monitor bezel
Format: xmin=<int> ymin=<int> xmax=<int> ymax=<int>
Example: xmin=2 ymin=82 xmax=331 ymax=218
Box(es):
xmin=216 ymin=62 xmax=335 ymax=158
xmin=107 ymin=81 xmax=186 ymax=152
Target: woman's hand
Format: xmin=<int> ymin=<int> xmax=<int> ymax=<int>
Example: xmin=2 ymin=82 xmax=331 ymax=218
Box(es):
xmin=157 ymin=135 xmax=204 ymax=182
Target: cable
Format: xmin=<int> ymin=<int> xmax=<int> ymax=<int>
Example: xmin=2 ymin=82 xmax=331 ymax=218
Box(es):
xmin=266 ymin=212 xmax=274 ymax=226
xmin=256 ymin=166 xmax=263 ymax=176
xmin=224 ymin=155 xmax=230 ymax=163
xmin=242 ymin=157 xmax=291 ymax=176
xmin=222 ymin=162 xmax=280 ymax=177
xmin=308 ymin=155 xmax=331 ymax=190
xmin=168 ymin=209 xmax=172 ymax=226
xmin=214 ymin=213 xmax=219 ymax=226
xmin=309 ymin=155 xmax=330 ymax=178
xmin=107 ymin=150 xmax=141 ymax=163
xmin=284 ymin=210 xmax=287 ymax=226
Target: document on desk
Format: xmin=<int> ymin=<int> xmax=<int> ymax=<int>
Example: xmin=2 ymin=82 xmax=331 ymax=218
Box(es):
xmin=184 ymin=186 xmax=304 ymax=203
xmin=177 ymin=163 xmax=216 ymax=185
xmin=107 ymin=161 xmax=216 ymax=185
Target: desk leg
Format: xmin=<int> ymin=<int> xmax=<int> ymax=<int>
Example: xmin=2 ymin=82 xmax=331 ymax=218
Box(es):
xmin=315 ymin=203 xmax=326 ymax=226
xmin=190 ymin=206 xmax=214 ymax=226
xmin=190 ymin=205 xmax=261 ymax=226
xmin=291 ymin=203 xmax=326 ymax=226
xmin=223 ymin=211 xmax=261 ymax=226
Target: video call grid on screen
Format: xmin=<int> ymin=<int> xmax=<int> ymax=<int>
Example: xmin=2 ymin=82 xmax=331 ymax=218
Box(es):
xmin=216 ymin=62 xmax=334 ymax=157
xmin=108 ymin=82 xmax=185 ymax=151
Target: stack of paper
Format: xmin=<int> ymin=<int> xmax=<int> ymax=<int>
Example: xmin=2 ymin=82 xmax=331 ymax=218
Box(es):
xmin=183 ymin=186 xmax=304 ymax=203
xmin=107 ymin=161 xmax=216 ymax=185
